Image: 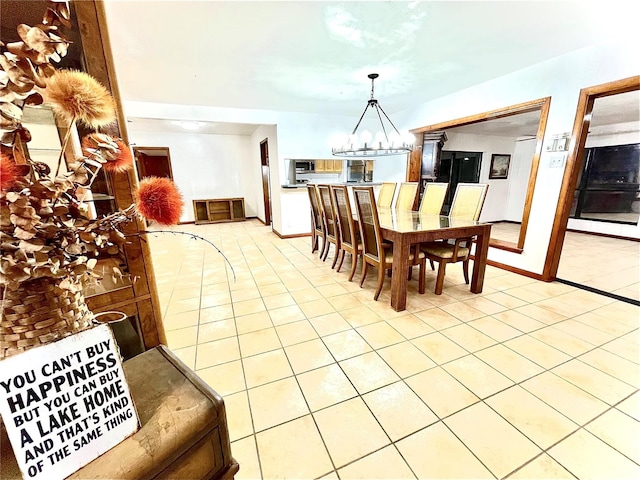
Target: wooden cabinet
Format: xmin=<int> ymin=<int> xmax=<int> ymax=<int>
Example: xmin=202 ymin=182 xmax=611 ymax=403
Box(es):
xmin=1 ymin=346 xmax=239 ymax=480
xmin=315 ymin=159 xmax=343 ymax=173
xmin=194 ymin=198 xmax=246 ymax=224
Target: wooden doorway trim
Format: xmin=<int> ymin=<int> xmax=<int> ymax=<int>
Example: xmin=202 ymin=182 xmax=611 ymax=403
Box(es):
xmin=133 ymin=146 xmax=174 ymax=180
xmin=260 ymin=138 xmax=271 ymax=225
xmin=543 ymin=75 xmax=640 ymax=281
xmin=408 ymin=96 xmax=551 ymax=252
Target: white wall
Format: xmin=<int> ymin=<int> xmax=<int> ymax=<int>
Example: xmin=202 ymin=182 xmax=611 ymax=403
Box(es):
xmin=440 ymin=132 xmax=516 ymax=222
xmin=394 ymin=40 xmax=640 ymax=273
xmin=249 ymin=124 xmax=278 ymax=224
xmin=127 ymin=130 xmax=253 ymax=223
xmin=123 ymin=101 xmax=355 ymax=234
xmin=124 ymin=39 xmax=639 ymax=273
xmin=505 ymin=139 xmax=537 ymax=222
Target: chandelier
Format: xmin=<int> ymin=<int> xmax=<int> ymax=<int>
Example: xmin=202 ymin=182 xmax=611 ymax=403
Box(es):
xmin=331 ymin=73 xmax=414 ymax=157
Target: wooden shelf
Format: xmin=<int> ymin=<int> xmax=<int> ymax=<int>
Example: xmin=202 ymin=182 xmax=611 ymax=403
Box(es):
xmin=193 ymin=198 xmax=245 ymax=224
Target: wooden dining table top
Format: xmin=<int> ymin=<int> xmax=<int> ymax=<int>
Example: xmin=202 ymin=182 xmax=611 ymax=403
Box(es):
xmin=375 ymin=207 xmax=488 ymax=233
xmin=368 ymin=207 xmax=492 ymax=311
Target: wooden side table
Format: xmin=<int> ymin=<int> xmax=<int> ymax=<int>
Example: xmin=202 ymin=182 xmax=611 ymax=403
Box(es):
xmin=1 ymin=346 xmax=239 ymax=479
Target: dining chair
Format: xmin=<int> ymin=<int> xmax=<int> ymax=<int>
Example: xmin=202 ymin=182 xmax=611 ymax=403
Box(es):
xmin=420 ymin=183 xmax=489 ymax=294
xmin=377 ymin=182 xmax=396 ymax=208
xmin=449 ymin=182 xmax=490 ymax=220
xmin=307 ymin=184 xmax=325 ymax=255
xmin=353 ymin=186 xmax=426 ymax=300
xmin=395 ymin=182 xmax=419 ymax=211
xmin=419 ymin=182 xmax=449 ymax=215
xmin=317 ymin=184 xmax=341 ymax=267
xmin=331 ymin=185 xmax=362 ymax=281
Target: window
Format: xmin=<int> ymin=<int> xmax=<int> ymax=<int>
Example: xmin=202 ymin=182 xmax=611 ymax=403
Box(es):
xmin=571 ymin=143 xmax=640 ymax=224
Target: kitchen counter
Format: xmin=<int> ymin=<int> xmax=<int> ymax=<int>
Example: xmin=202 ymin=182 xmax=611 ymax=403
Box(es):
xmin=282 ymin=182 xmax=381 ymax=189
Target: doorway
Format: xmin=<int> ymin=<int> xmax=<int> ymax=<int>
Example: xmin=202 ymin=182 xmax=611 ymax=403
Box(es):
xmin=260 ymin=139 xmax=272 ymax=225
xmin=546 ymin=75 xmax=639 ymax=303
xmin=409 ymin=97 xmax=550 ymax=252
xmin=133 ymin=147 xmax=173 ymax=180
xmin=438 ymin=150 xmax=482 ymax=213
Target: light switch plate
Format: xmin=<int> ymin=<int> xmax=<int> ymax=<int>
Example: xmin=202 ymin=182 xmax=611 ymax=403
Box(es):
xmin=549 ymin=153 xmax=566 ymax=168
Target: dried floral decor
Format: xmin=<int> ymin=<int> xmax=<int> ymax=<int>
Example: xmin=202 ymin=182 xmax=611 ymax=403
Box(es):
xmin=0 ymin=1 xmax=185 ymax=358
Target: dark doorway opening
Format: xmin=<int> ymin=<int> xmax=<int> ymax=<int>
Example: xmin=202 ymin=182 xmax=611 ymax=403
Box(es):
xmin=133 ymin=147 xmax=174 ymax=181
xmin=438 ymin=150 xmax=482 ymax=213
xmin=260 ymin=139 xmax=272 ymax=225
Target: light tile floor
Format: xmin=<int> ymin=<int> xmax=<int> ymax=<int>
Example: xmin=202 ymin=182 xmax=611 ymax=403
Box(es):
xmin=147 ymin=220 xmax=639 ymax=480
xmin=491 ymin=222 xmax=640 ymax=301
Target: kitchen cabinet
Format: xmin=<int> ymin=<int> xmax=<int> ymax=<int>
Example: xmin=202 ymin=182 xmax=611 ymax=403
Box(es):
xmin=315 ymin=159 xmax=343 ymax=173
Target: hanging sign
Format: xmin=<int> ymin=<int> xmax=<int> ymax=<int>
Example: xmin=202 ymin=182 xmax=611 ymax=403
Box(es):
xmin=0 ymin=324 xmax=138 ymax=480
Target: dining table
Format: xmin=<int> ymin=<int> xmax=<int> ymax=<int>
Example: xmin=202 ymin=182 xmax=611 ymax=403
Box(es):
xmin=376 ymin=208 xmax=492 ymax=311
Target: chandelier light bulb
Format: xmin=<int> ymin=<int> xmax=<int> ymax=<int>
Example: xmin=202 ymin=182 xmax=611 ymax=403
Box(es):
xmin=360 ymin=130 xmax=372 ymax=145
xmin=402 ymin=132 xmax=415 ymax=145
xmin=389 ymin=131 xmax=401 ymax=147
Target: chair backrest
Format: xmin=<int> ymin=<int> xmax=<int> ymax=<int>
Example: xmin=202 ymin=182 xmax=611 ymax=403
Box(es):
xmin=331 ymin=185 xmax=356 ymax=248
xmin=353 ymin=186 xmax=384 ymax=262
xmin=317 ymin=184 xmax=337 ymax=239
xmin=419 ymin=182 xmax=449 ymax=215
xmin=377 ymin=182 xmax=396 ymax=208
xmin=395 ymin=182 xmax=419 ymax=211
xmin=307 ymin=184 xmax=323 ymax=232
xmin=449 ymin=183 xmax=489 ymax=220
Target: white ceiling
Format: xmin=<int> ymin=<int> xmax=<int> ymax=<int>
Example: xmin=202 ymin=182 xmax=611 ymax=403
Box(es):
xmin=445 ymin=110 xmax=542 ymax=137
xmin=101 ymin=1 xmax=637 ymax=137
xmin=126 ymin=117 xmax=261 ymax=136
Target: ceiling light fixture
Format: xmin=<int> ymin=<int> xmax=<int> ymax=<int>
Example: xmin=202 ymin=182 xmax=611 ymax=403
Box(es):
xmin=332 ymin=73 xmax=414 ymax=157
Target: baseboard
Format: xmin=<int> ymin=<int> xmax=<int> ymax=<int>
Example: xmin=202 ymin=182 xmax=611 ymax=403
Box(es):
xmin=488 ymin=239 xmax=523 ymax=254
xmin=272 ymin=228 xmax=312 ymax=239
xmin=491 ymin=220 xmax=522 ymax=225
xmin=477 ymin=257 xmax=545 ymax=281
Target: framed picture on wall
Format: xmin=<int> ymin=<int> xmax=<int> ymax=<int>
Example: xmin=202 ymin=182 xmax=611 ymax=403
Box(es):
xmin=489 ymin=154 xmax=511 ymax=179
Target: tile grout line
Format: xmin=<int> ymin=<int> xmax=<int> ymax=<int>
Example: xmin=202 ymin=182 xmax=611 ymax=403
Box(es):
xmin=154 ymin=220 xmax=640 ymax=479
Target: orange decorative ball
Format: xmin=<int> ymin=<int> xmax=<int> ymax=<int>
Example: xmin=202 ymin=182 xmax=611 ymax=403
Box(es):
xmin=135 ymin=177 xmax=183 ymax=225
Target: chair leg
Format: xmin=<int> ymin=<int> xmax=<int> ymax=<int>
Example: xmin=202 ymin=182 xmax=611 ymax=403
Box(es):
xmin=434 ymin=260 xmax=447 ymax=295
xmin=408 ymin=265 xmax=413 ymax=280
xmin=311 ymin=230 xmax=317 ymax=253
xmin=321 ymin=238 xmax=330 ymax=261
xmin=463 ymin=259 xmax=470 ymax=284
xmin=374 ymin=265 xmax=385 ymax=301
xmin=331 ymin=243 xmax=340 ymax=269
xmin=429 ymin=259 xmax=435 ymax=270
xmin=335 ymin=249 xmax=345 ymax=271
xmin=348 ymin=252 xmax=359 ymax=281
xmin=360 ymin=262 xmax=369 ymax=288
xmin=418 ymin=259 xmax=426 ymax=294
xmin=320 ymin=233 xmax=328 ymax=261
